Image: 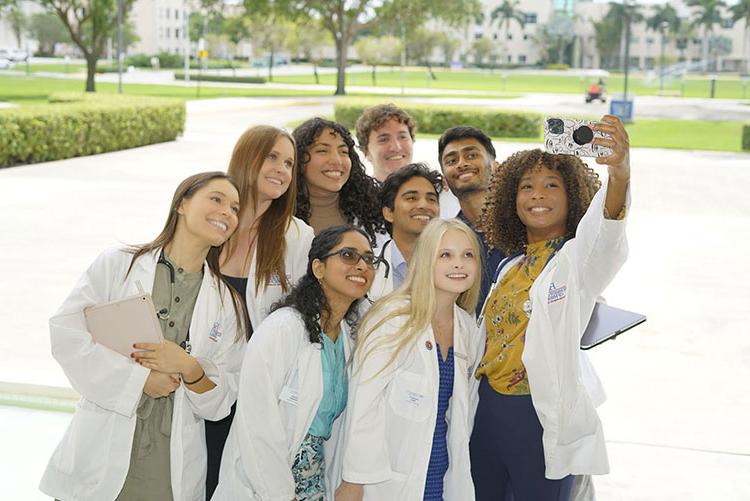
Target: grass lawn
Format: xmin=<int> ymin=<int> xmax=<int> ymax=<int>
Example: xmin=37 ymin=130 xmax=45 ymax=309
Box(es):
xmin=275 ymin=68 xmax=750 ymax=100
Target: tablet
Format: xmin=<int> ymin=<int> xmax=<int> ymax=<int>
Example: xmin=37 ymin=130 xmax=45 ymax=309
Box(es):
xmin=580 ymin=303 xmax=646 ymax=350
xmin=84 ymin=293 xmax=164 ymax=357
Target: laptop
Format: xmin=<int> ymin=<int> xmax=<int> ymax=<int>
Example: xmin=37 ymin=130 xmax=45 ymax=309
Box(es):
xmin=580 ymin=302 xmax=646 ymax=350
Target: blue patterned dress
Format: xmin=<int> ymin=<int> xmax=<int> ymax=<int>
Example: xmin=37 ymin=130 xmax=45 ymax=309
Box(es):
xmin=423 ymin=345 xmax=454 ymax=501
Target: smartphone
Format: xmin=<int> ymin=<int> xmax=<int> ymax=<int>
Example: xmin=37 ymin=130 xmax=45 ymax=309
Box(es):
xmin=544 ymin=117 xmax=612 ymax=158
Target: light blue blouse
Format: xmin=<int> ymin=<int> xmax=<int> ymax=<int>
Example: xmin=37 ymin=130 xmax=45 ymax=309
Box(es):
xmin=308 ymin=328 xmax=348 ymax=440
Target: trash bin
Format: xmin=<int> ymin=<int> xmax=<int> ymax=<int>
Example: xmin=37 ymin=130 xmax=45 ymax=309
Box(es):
xmin=609 ymin=94 xmax=634 ymax=122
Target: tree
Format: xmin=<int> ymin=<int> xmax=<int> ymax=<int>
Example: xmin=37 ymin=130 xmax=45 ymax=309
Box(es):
xmin=534 ymin=11 xmax=575 ymax=64
xmin=243 ymin=0 xmax=479 ymax=95
xmin=28 ymin=11 xmax=71 ymax=55
xmin=435 ymin=31 xmax=461 ymax=67
xmin=355 ymin=35 xmax=400 ymax=85
xmin=729 ymin=0 xmax=750 ymax=73
xmin=646 ymin=4 xmax=681 ymax=74
xmin=406 ymin=27 xmax=440 ymax=79
xmin=602 ymin=2 xmax=644 ymax=69
xmin=490 ymin=0 xmax=525 ymax=62
xmin=293 ymin=21 xmax=331 ymax=84
xmin=687 ymin=0 xmax=727 ymax=72
xmin=39 ymin=0 xmax=136 ymax=91
xmin=247 ymin=16 xmax=294 ymax=81
xmin=1 ymin=2 xmax=27 ymax=48
xmin=471 ymin=37 xmax=494 ymax=65
xmin=593 ymin=14 xmax=621 ymax=68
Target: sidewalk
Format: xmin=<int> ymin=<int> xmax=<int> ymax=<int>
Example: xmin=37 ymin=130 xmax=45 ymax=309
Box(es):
xmin=1 ymin=97 xmax=748 ymax=499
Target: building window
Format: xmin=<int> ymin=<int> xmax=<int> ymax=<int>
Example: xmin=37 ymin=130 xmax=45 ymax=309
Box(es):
xmin=691 ymin=57 xmax=701 ymax=63
xmin=524 ymin=13 xmax=537 ymax=24
xmin=630 ymin=36 xmax=639 ymax=44
xmin=493 ymin=33 xmax=498 ymax=40
xmin=519 ymin=54 xmax=527 ymax=63
xmin=507 ymin=54 xmax=512 ymax=63
xmin=475 ymin=32 xmax=483 ymax=40
xmin=166 ymin=27 xmax=170 ymax=39
xmin=693 ymin=39 xmax=701 ymax=45
xmin=507 ymin=33 xmax=512 ymax=40
xmin=629 ymin=56 xmax=639 ymax=68
xmin=645 ymin=57 xmax=655 ymax=69
xmin=646 ymin=37 xmax=655 ymax=45
xmin=175 ymin=28 xmax=180 ymax=39
xmin=175 ymin=9 xmax=179 ymax=19
xmin=523 ymin=33 xmax=529 ymax=40
xmin=721 ymin=18 xmax=733 ymax=29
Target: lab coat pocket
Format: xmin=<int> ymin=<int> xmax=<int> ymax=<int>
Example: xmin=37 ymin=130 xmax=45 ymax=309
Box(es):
xmin=558 ymin=386 xmax=598 ymax=446
xmin=55 ymin=401 xmax=114 ymax=481
xmin=387 ymin=371 xmax=432 ymax=422
xmin=362 ymin=472 xmax=409 ymax=501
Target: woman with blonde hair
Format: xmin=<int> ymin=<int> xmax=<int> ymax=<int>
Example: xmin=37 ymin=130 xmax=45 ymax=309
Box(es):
xmin=336 ymin=218 xmax=483 ymax=501
xmin=205 ymin=125 xmax=315 ymax=497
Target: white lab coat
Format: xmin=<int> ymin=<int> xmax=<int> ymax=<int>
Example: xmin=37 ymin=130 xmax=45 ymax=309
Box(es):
xmin=342 ymin=303 xmax=482 ymax=500
xmin=213 ymin=307 xmax=353 ymax=501
xmin=244 ymin=217 xmax=314 ymax=329
xmin=40 ymin=247 xmax=246 ymax=501
xmin=478 ymin=180 xmax=629 ymax=479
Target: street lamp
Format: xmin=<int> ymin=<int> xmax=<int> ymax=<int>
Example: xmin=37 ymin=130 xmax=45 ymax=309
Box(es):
xmin=621 ymin=0 xmax=635 ymax=120
xmin=659 ymin=20 xmax=669 ymax=92
xmin=117 ymin=0 xmax=123 ymax=94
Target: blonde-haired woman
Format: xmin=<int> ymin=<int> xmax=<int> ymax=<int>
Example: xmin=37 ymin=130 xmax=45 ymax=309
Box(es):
xmin=205 ymin=125 xmax=315 ymax=497
xmin=336 ymin=219 xmax=482 ymax=501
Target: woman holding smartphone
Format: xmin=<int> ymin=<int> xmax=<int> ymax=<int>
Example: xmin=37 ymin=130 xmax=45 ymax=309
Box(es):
xmin=40 ymin=172 xmax=248 ymax=501
xmin=205 ymin=125 xmax=316 ymax=498
xmin=213 ymin=225 xmax=377 ymax=501
xmin=470 ymin=115 xmax=630 ymax=501
xmin=336 ymin=218 xmax=483 ymax=501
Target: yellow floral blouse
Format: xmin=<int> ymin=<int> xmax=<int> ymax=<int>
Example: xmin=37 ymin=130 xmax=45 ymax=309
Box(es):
xmin=476 ymin=237 xmax=564 ymax=395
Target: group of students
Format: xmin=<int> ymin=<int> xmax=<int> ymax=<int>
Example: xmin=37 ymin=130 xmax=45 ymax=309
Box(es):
xmin=39 ymin=103 xmax=632 ymax=501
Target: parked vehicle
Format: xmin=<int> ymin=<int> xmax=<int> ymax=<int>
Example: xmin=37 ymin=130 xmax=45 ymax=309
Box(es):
xmin=0 ymin=57 xmax=14 ymax=69
xmin=0 ymin=48 xmax=28 ymax=62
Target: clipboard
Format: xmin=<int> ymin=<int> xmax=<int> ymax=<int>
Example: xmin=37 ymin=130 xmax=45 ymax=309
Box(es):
xmin=580 ymin=303 xmax=646 ymax=350
xmin=84 ymin=293 xmax=164 ymax=357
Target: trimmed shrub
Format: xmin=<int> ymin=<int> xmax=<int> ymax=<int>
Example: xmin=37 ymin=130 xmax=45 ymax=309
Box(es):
xmin=334 ymin=99 xmax=541 ymax=139
xmin=0 ymin=93 xmax=185 ymax=168
xmin=743 ymin=124 xmax=750 ymax=151
xmin=173 ymin=72 xmax=266 ymax=84
xmin=545 ymin=63 xmax=570 ymax=70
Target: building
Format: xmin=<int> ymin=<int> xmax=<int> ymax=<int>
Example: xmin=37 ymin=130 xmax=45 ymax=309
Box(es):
xmin=128 ymin=0 xmax=190 ymax=55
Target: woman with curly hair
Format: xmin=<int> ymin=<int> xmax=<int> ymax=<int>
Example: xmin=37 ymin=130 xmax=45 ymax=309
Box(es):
xmin=292 ymin=117 xmax=386 ymax=244
xmin=470 ymin=115 xmax=631 ymax=501
xmin=213 ymin=225 xmax=378 ymax=501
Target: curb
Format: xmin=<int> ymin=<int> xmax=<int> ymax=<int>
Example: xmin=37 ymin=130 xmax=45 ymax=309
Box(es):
xmin=0 ymin=382 xmax=78 ymax=414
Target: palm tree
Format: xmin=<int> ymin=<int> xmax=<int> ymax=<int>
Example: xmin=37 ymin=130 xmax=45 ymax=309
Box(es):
xmin=490 ymin=0 xmax=526 ymax=63
xmin=687 ymin=0 xmax=727 ymax=72
xmin=605 ymin=2 xmax=644 ymax=69
xmin=729 ymin=0 xmax=750 ymax=73
xmin=646 ymin=5 xmax=681 ymax=83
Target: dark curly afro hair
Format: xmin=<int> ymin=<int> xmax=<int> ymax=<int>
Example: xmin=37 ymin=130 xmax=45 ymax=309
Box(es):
xmin=292 ymin=117 xmax=386 ymax=244
xmin=481 ymin=149 xmax=602 ymax=256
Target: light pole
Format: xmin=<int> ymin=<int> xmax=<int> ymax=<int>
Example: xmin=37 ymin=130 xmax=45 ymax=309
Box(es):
xmin=659 ymin=20 xmax=669 ymax=92
xmin=622 ymin=0 xmax=634 ymax=104
xmin=183 ymin=0 xmax=190 ymax=82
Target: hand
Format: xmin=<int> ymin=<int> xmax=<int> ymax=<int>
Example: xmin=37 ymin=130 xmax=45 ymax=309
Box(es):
xmin=592 ymin=114 xmax=630 ymax=184
xmin=132 ymin=340 xmax=190 ymax=374
xmin=143 ymin=370 xmax=180 ymax=398
xmin=335 ymin=481 xmax=364 ymax=501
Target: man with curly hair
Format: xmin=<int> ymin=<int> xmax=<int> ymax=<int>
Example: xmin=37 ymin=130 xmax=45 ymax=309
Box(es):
xmin=438 ymin=125 xmax=504 ymax=315
xmin=355 ymin=104 xmax=416 ymax=183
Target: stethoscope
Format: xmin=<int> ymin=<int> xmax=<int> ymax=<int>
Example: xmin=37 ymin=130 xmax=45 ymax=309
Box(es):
xmin=157 ymin=250 xmax=192 ymax=354
xmin=362 ymin=239 xmax=392 ymax=305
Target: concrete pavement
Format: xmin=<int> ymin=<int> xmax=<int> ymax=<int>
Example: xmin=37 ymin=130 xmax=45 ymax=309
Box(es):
xmin=1 ymin=97 xmax=748 ymax=500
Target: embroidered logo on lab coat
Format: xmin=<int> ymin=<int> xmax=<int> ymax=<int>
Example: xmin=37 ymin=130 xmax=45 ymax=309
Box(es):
xmin=267 ymin=272 xmax=292 ymax=287
xmin=547 ymin=282 xmax=567 ymax=304
xmin=208 ymin=322 xmax=222 ymax=342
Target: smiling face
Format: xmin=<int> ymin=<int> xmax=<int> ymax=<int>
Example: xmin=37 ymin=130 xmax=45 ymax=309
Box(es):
xmin=366 ymin=119 xmax=414 ymax=182
xmin=177 ymin=178 xmax=240 ymax=247
xmin=303 ymin=128 xmax=352 ymax=195
xmin=440 ymin=138 xmax=493 ymax=197
xmin=515 ymin=164 xmax=569 ymax=244
xmin=313 ymin=230 xmax=375 ymax=305
xmin=256 ymin=136 xmax=295 ymax=203
xmin=383 ymin=176 xmax=440 ymax=240
xmin=433 ymin=228 xmax=479 ymax=298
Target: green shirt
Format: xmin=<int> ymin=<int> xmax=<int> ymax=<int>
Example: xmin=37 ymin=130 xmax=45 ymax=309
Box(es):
xmin=117 ymin=258 xmax=202 ymax=501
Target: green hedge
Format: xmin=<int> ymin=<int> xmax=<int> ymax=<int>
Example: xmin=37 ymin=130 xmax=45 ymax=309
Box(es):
xmin=173 ymin=72 xmax=266 ymax=84
xmin=334 ymin=99 xmax=541 ymax=138
xmin=0 ymin=93 xmax=185 ymax=168
xmin=743 ymin=124 xmax=750 ymax=151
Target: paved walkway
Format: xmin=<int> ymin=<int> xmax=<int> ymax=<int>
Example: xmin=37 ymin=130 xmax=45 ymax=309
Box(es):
xmin=1 ymin=98 xmax=748 ymax=500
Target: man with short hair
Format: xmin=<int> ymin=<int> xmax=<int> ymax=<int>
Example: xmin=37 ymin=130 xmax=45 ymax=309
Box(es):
xmin=368 ymin=163 xmax=442 ymax=300
xmin=438 ymin=125 xmax=504 ymax=314
xmin=355 ymin=103 xmax=416 ymax=183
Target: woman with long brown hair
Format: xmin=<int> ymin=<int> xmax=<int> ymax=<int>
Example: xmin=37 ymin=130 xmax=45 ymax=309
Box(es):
xmin=40 ymin=172 xmax=248 ymax=501
xmin=205 ymin=125 xmax=315 ymax=498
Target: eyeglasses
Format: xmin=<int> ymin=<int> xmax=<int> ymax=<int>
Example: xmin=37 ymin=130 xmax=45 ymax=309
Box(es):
xmin=320 ymin=247 xmax=380 ymax=270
